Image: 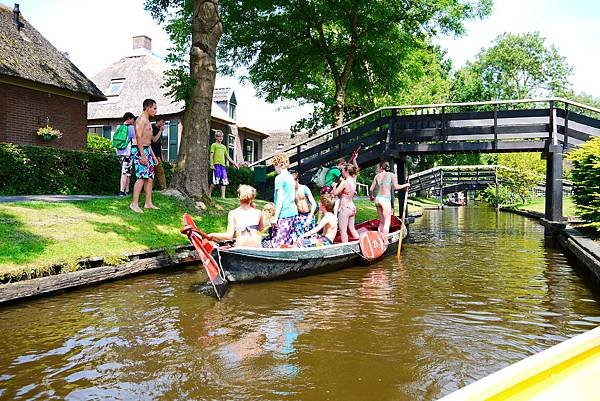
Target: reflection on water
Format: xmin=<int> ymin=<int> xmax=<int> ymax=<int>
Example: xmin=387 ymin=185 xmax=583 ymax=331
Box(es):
xmin=1 ymin=206 xmax=599 ymax=400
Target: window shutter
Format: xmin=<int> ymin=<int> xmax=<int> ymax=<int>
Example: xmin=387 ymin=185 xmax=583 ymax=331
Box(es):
xmin=102 ymin=125 xmax=112 ymax=139
xmin=168 ymin=122 xmax=178 ymax=161
xmin=253 ymin=140 xmax=259 ymax=163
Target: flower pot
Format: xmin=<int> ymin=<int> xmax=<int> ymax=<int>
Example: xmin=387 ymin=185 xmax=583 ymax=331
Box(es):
xmin=42 ymin=134 xmax=54 ymax=142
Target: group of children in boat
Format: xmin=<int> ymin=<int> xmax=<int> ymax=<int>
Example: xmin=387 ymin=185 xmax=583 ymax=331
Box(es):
xmin=206 ymin=152 xmax=410 ymax=248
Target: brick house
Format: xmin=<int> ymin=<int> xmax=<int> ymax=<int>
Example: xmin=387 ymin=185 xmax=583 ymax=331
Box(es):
xmin=0 ymin=3 xmax=106 ymax=150
xmin=87 ymin=36 xmax=268 ymax=163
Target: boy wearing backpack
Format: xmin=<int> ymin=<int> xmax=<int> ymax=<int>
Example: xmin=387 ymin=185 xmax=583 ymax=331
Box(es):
xmin=114 ymin=112 xmax=136 ymax=196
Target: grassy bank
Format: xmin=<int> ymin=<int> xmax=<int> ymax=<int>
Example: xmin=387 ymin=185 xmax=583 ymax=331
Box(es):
xmin=511 ymin=196 xmax=578 ymax=217
xmin=0 ymin=195 xmax=419 ymax=283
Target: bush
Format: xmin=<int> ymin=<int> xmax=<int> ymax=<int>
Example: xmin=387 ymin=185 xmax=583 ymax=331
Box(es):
xmin=481 ymin=184 xmax=519 ymax=206
xmin=225 ymin=166 xmax=255 ymax=196
xmin=87 ymin=134 xmax=115 ymax=154
xmin=567 ymin=137 xmax=600 ymax=229
xmin=0 ymin=143 xmax=120 ymax=195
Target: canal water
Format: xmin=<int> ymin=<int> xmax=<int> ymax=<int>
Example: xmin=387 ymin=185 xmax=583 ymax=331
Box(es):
xmin=1 ymin=206 xmax=599 ymax=401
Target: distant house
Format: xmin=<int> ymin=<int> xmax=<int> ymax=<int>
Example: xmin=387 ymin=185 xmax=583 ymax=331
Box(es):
xmin=0 ymin=3 xmax=106 ymax=150
xmin=87 ymin=36 xmax=268 ymax=163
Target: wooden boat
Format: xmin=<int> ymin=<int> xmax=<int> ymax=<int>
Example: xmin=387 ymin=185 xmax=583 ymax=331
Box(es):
xmin=181 ymin=214 xmax=407 ymax=298
xmin=438 ymin=325 xmax=600 ymax=401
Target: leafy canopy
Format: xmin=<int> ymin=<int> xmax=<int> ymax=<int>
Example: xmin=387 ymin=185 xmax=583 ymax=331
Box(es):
xmin=451 ymin=32 xmax=573 ymax=102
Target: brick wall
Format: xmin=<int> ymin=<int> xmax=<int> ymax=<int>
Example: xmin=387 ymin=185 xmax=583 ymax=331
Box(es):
xmin=0 ymin=82 xmax=88 ymax=150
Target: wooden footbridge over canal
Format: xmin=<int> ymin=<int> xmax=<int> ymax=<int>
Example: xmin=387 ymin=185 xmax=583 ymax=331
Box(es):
xmin=251 ymin=98 xmax=600 ymax=229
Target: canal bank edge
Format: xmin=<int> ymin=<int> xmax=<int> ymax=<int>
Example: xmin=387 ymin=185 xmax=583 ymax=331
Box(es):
xmin=501 ymin=207 xmax=600 ymax=285
xmin=0 ymin=245 xmax=199 ymax=305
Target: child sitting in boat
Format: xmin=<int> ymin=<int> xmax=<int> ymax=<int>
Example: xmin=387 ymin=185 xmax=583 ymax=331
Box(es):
xmin=207 ymin=185 xmax=264 ymax=247
xmin=260 ymin=203 xmax=276 ymax=247
xmin=296 ymin=194 xmax=338 ymax=247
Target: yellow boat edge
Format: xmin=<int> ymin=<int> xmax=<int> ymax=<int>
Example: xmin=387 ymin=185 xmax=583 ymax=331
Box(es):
xmin=438 ymin=325 xmax=600 ymax=401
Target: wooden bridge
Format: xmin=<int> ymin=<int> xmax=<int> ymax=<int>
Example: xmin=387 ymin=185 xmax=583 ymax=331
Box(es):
xmin=251 ymin=98 xmax=600 ymax=227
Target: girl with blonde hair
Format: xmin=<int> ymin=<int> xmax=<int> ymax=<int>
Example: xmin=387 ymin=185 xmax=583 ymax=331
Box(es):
xmin=333 ymin=163 xmax=360 ymax=242
xmin=207 ymin=185 xmax=264 ymax=247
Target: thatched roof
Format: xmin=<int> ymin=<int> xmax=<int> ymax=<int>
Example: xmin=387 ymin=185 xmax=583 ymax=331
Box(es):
xmin=0 ymin=3 xmax=105 ymax=101
xmin=87 ymin=48 xmax=236 ymax=123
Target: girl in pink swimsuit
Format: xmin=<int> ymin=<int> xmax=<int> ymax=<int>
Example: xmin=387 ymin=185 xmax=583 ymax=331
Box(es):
xmin=333 ymin=164 xmax=360 ymax=242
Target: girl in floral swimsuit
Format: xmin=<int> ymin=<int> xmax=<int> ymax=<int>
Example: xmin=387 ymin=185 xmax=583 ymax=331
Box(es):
xmin=333 ymin=163 xmax=360 ymax=242
xmin=369 ymin=161 xmax=410 ymax=235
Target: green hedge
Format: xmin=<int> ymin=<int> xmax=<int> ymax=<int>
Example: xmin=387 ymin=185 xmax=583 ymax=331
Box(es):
xmin=0 ymin=143 xmax=120 ymax=195
xmin=213 ymin=166 xmax=276 ymax=199
xmin=567 ymin=137 xmax=600 ymax=229
xmin=86 ymin=133 xmax=115 ymax=154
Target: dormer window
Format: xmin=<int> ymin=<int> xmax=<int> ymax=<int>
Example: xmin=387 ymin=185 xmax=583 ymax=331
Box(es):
xmin=106 ymin=79 xmax=125 ymax=96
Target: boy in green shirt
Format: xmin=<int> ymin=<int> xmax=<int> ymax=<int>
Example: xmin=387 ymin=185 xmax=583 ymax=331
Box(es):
xmin=210 ymin=131 xmax=238 ymax=198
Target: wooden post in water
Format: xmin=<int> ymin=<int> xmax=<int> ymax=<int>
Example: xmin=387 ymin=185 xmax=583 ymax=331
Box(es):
xmin=395 ymin=157 xmax=407 ymax=217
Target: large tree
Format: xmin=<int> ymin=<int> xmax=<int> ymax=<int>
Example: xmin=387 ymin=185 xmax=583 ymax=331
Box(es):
xmin=218 ymin=0 xmax=492 ymax=128
xmin=146 ymin=0 xmax=221 ymax=198
xmin=450 ymin=32 xmax=573 ymax=102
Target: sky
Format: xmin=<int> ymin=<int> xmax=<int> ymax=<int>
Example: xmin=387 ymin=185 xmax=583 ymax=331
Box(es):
xmin=12 ymin=0 xmax=600 ymax=131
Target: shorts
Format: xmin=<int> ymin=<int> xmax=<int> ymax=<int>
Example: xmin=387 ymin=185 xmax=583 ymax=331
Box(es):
xmin=131 ymin=145 xmax=155 ymax=179
xmin=271 ymin=216 xmax=297 ymax=248
xmin=299 ymin=235 xmax=332 ymax=247
xmin=295 ymin=212 xmax=315 ymax=236
xmin=212 ymin=164 xmax=229 ymax=185
xmin=119 ymin=155 xmax=132 ymax=177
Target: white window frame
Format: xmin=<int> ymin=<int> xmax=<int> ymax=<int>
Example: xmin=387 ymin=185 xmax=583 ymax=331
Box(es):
xmin=106 ymin=79 xmax=125 ymax=96
xmin=228 ymin=134 xmax=236 ymax=161
xmin=245 ymin=138 xmax=256 ymax=163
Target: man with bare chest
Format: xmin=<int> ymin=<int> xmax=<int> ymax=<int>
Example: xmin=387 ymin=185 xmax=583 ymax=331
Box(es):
xmin=130 ymin=98 xmax=159 ymax=213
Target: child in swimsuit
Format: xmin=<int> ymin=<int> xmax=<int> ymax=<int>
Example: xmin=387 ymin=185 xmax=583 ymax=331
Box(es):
xmin=208 ymin=185 xmax=264 ymax=247
xmin=333 ymin=163 xmax=360 ymax=242
xmin=369 ymin=161 xmax=410 ymax=235
xmin=297 ymin=195 xmax=338 ymax=247
xmin=291 ymin=171 xmax=317 ymax=236
xmin=260 ymin=203 xmax=276 ymax=247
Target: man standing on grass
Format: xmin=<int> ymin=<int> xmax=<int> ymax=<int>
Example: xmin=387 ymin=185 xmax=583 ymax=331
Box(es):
xmin=130 ymin=99 xmax=159 ymax=213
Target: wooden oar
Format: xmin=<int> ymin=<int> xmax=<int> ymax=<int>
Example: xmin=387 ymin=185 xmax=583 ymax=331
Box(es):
xmin=397 ymin=176 xmax=410 ymax=258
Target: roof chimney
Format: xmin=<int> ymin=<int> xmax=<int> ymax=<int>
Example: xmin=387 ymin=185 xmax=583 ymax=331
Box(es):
xmin=13 ymin=3 xmax=24 ymax=31
xmin=133 ymin=35 xmax=152 ymax=51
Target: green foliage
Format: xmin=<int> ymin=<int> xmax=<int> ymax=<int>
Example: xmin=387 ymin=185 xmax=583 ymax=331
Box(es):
xmin=147 ymin=0 xmax=491 ymax=130
xmin=224 ymin=166 xmax=255 ymax=196
xmin=496 ymin=153 xmax=545 ymax=203
xmin=0 ymin=143 xmax=120 ymax=196
xmin=451 ymin=32 xmax=573 ymax=102
xmin=481 ymin=184 xmax=518 ymax=206
xmin=567 ymin=137 xmax=600 ymax=229
xmin=87 ymin=134 xmax=115 ymax=154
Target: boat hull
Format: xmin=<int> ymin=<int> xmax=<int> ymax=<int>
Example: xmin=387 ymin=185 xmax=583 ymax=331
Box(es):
xmin=213 ymin=227 xmax=403 ymax=282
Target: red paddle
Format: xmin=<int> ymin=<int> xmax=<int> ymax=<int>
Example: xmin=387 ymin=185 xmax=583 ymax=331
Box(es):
xmin=181 ymin=213 xmax=229 ymax=300
xmin=359 ymin=231 xmax=388 ymax=261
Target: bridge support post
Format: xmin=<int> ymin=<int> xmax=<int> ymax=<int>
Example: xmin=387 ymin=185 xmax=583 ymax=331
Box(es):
xmin=543 ymin=144 xmax=565 ymax=236
xmin=394 ymin=157 xmax=407 ymax=217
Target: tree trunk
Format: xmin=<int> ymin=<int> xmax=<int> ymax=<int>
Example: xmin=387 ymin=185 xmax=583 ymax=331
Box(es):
xmin=332 ymin=84 xmax=346 ymax=128
xmin=172 ymin=0 xmax=222 ymax=198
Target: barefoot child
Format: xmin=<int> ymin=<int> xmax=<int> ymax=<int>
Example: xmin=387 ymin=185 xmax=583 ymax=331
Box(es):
xmin=333 ymin=163 xmax=360 ymax=242
xmin=297 ymin=194 xmax=338 ymax=247
xmin=270 ymin=153 xmax=298 ymax=248
xmin=369 ymin=161 xmax=410 ymax=235
xmin=209 ymin=130 xmax=238 ymax=199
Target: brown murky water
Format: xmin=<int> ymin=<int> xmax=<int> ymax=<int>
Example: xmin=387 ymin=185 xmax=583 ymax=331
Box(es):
xmin=1 ymin=206 xmax=599 ymax=401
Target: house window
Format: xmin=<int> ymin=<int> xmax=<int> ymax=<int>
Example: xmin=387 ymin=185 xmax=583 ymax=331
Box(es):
xmin=228 ymin=134 xmax=236 ymax=161
xmin=106 ymin=79 xmax=125 ymax=96
xmin=244 ymin=138 xmax=256 ymax=163
xmin=87 ymin=125 xmax=112 ymax=139
xmin=229 ymin=103 xmax=236 ymax=120
xmin=276 ymin=143 xmax=284 ymax=151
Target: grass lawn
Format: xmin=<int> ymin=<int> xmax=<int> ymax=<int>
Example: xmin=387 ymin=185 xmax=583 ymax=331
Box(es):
xmin=0 ymin=195 xmax=418 ymax=282
xmin=512 ymin=196 xmax=578 ymax=217
xmin=409 ymin=196 xmax=441 ymax=207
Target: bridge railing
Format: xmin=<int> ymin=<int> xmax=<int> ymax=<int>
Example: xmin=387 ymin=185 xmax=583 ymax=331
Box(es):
xmin=250 ymin=98 xmax=600 ymax=174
